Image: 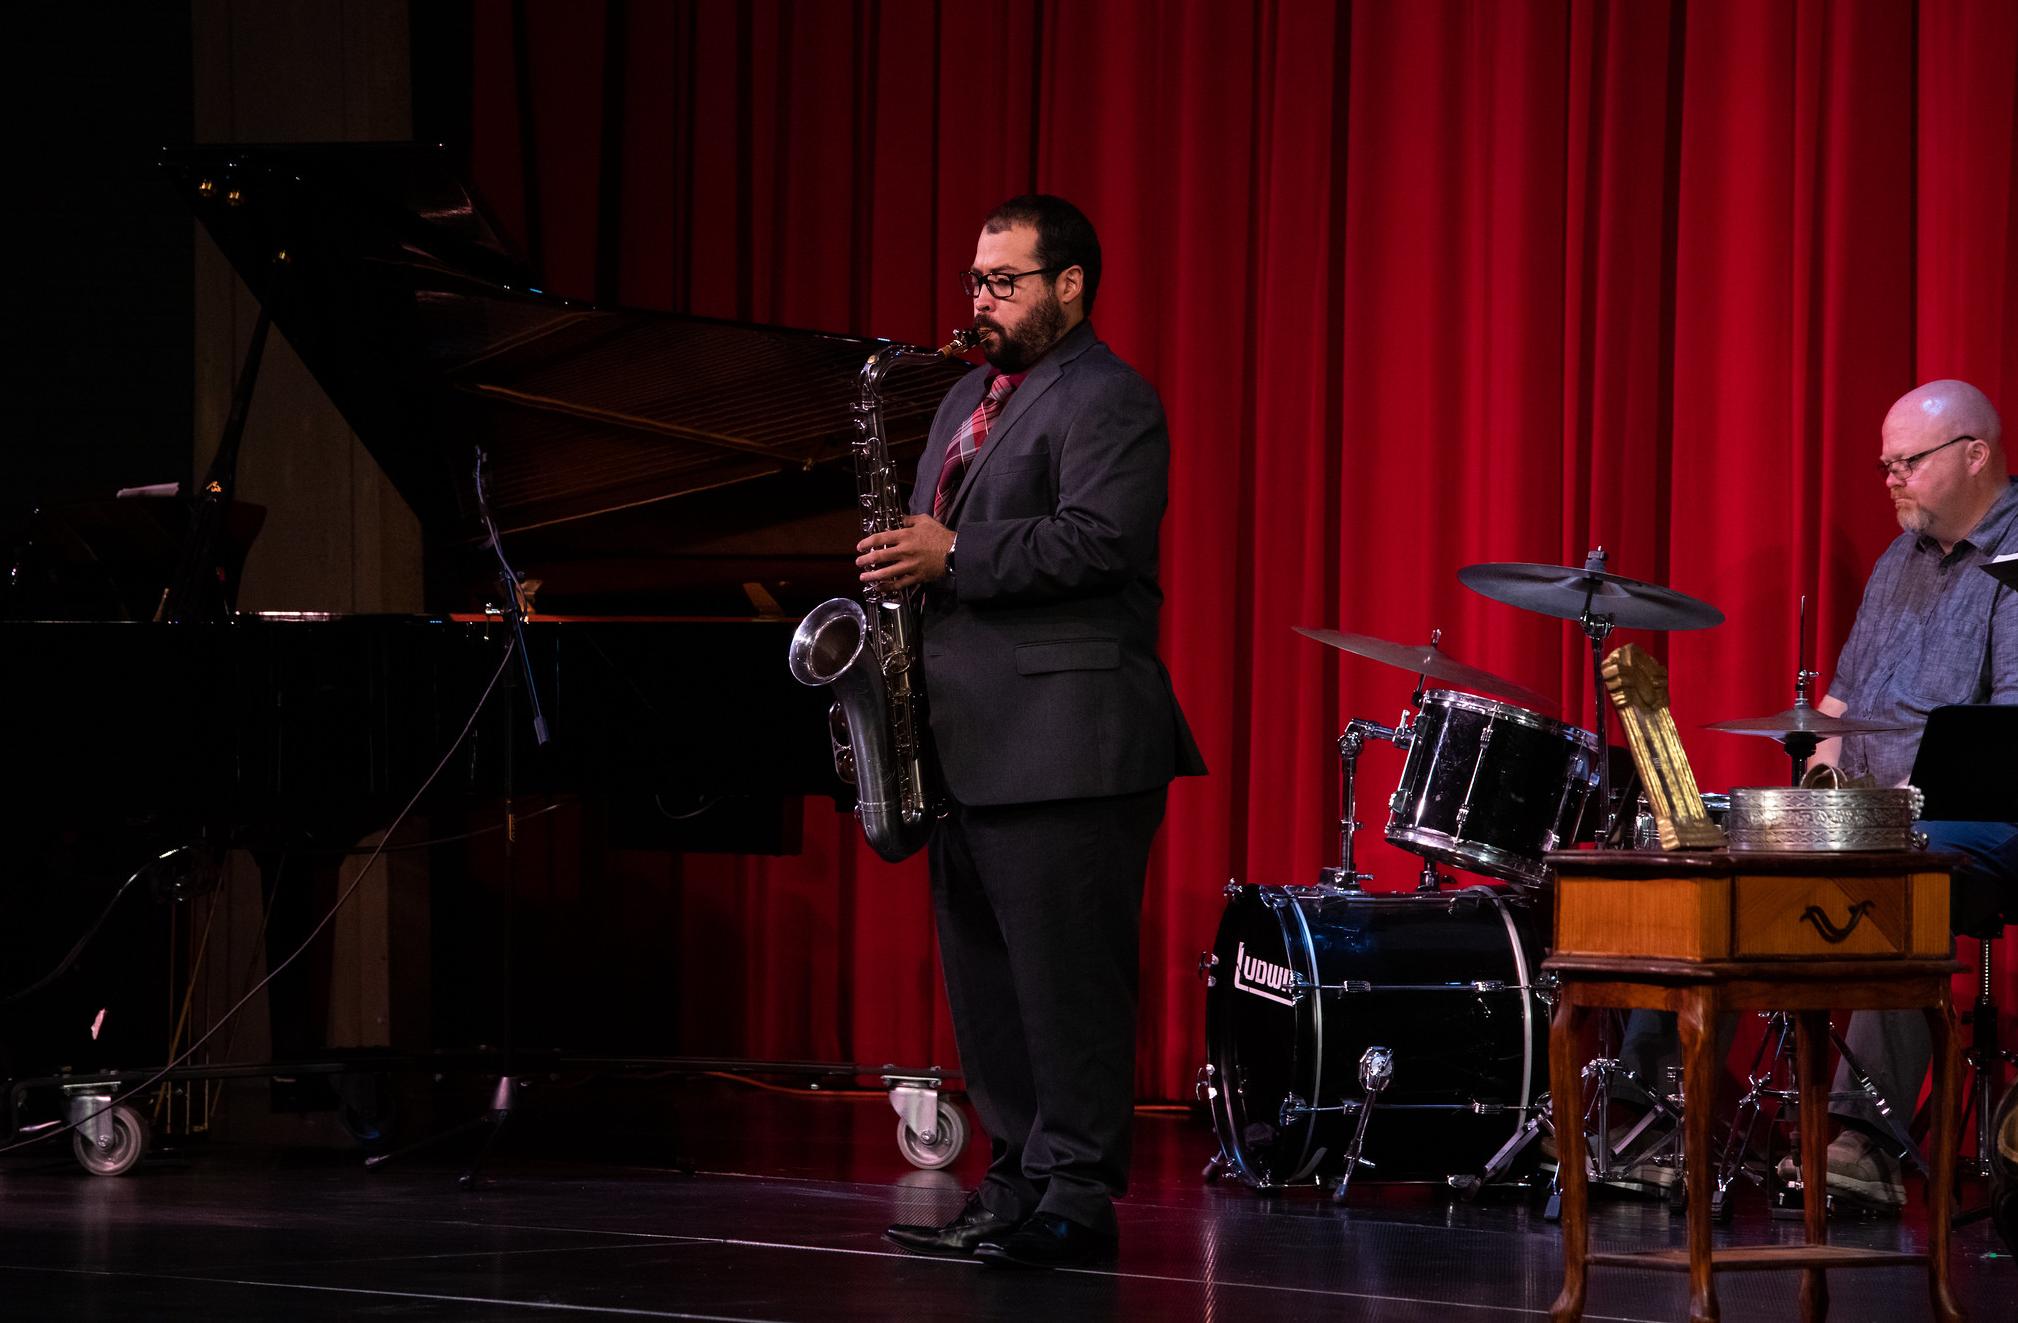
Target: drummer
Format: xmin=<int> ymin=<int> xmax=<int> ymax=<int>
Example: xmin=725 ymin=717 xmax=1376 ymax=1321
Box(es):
xmin=1812 ymin=378 xmax=2018 ymax=1208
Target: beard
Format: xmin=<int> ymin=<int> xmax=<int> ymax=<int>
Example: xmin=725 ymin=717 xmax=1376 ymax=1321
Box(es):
xmin=1893 ymin=497 xmax=1929 ymax=534
xmin=979 ymin=287 xmax=1067 ymax=373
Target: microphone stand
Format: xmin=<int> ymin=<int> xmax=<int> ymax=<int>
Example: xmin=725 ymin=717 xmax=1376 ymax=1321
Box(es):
xmin=366 ymin=448 xmax=548 ymax=1186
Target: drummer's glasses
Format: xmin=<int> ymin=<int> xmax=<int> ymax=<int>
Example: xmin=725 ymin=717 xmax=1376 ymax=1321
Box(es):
xmin=1876 ymin=434 xmax=1975 ymax=481
xmin=960 ymin=266 xmax=1064 ymax=299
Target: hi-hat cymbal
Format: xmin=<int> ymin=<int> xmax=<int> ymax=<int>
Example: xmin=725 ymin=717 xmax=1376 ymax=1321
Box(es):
xmin=1458 ymin=561 xmax=1725 ymax=631
xmin=1293 ymin=626 xmax=1554 ymax=710
xmin=1705 ymin=705 xmax=1914 ymax=739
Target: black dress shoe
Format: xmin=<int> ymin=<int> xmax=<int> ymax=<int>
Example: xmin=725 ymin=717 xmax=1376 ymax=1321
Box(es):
xmin=884 ymin=1196 xmax=1023 ymax=1256
xmin=973 ymin=1211 xmax=1118 ymax=1269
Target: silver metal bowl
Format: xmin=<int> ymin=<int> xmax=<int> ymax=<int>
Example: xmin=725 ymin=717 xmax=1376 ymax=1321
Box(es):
xmin=1725 ymin=786 xmax=1924 ymax=853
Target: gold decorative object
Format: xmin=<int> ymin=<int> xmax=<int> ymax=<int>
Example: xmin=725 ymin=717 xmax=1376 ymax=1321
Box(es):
xmin=1600 ymin=643 xmax=1725 ymax=850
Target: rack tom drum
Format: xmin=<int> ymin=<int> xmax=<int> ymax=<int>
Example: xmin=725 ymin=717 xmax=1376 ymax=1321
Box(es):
xmin=1385 ymin=690 xmax=1599 ymax=887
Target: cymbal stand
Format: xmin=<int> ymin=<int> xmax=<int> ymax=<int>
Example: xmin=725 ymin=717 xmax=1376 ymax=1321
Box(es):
xmin=1776 ymin=596 xmax=1822 ymax=785
xmin=1574 ymin=549 xmax=1619 ymax=847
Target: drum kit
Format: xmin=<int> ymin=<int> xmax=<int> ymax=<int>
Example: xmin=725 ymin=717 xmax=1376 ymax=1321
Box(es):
xmin=1199 ymin=550 xmax=1916 ymax=1204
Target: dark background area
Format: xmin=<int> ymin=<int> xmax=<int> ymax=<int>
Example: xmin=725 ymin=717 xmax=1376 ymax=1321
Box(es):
xmin=12 ymin=5 xmax=196 ymax=525
xmin=2 ymin=0 xmax=490 ymax=1089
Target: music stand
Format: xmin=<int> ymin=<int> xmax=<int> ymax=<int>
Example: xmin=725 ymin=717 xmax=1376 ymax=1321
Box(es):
xmin=1911 ymin=705 xmax=2018 ymax=825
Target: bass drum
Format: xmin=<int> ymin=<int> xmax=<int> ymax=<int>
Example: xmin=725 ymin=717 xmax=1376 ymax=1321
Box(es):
xmin=1201 ymin=883 xmax=1547 ymax=1188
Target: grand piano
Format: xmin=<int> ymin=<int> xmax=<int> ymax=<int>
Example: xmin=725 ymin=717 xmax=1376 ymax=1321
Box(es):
xmin=3 ymin=142 xmax=975 ymax=858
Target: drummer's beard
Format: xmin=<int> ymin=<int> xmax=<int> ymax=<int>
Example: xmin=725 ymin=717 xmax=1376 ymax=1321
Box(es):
xmin=1893 ymin=495 xmax=1929 ymax=535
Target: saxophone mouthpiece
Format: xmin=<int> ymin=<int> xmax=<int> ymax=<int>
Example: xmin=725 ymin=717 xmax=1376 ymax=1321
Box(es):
xmin=941 ymin=325 xmax=985 ymax=356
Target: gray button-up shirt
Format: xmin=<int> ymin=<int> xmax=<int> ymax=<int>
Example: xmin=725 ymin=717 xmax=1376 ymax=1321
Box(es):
xmin=1830 ymin=477 xmax=2018 ymax=788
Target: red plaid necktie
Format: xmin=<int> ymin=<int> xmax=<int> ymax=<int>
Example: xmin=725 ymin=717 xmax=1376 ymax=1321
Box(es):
xmin=932 ymin=372 xmax=1019 ymax=520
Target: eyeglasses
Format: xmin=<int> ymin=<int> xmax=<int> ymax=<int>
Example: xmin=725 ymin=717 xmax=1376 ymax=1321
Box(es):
xmin=959 ymin=266 xmax=1064 ymax=299
xmin=1875 ymin=434 xmax=1975 ymax=480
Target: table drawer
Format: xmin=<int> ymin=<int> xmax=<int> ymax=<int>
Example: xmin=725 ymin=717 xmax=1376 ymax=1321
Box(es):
xmin=1731 ymin=872 xmax=1945 ymax=958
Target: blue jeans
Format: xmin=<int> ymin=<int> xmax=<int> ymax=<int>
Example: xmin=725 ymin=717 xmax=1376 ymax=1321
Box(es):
xmin=1831 ymin=819 xmax=2018 ymax=1134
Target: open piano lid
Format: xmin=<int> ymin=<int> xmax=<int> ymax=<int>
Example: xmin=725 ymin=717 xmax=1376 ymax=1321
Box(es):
xmin=161 ymin=143 xmax=973 ymax=606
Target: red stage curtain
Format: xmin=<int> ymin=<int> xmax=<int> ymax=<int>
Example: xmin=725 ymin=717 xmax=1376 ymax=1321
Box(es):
xmin=468 ymin=0 xmax=2018 ymax=1104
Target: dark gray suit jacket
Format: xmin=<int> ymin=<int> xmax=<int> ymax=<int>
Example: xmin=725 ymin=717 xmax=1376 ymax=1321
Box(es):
xmin=909 ymin=320 xmax=1206 ymax=807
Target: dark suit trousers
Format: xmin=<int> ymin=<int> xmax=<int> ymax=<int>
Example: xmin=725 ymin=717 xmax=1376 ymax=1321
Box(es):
xmin=929 ymin=786 xmax=1167 ymax=1235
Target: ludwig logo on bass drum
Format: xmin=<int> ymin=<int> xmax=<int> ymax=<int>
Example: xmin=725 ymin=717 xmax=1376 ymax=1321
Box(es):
xmin=1233 ymin=942 xmax=1297 ymax=1006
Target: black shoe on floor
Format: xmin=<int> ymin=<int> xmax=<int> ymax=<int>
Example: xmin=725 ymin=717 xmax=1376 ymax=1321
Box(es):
xmin=973 ymin=1211 xmax=1118 ymax=1269
xmin=884 ymin=1195 xmax=1023 ymax=1257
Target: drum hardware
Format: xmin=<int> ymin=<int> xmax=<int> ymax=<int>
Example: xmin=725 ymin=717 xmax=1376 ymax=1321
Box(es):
xmin=1704 ymin=596 xmax=1913 ymax=784
xmin=1412 ymin=858 xmax=1451 ymax=892
xmin=1320 ymin=716 xmax=1409 ymax=891
xmin=1283 ymin=1097 xmax=1529 ymax=1118
xmin=1299 ymin=624 xmax=1578 ymax=891
xmin=1580 ymin=1055 xmax=1683 ymax=1185
xmin=1331 ymin=1046 xmax=1394 ymax=1202
xmin=1303 ymin=978 xmax=1513 ymax=994
xmin=1459 ymin=548 xmax=1724 ymax=846
xmin=1709 ymin=1010 xmax=1927 ymax=1222
xmin=1298 ymin=623 xmax=1591 ymax=889
xmin=1459 ymin=1090 xmax=1560 ymax=1206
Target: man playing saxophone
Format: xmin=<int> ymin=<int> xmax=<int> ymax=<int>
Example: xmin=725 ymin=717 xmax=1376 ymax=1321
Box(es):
xmin=860 ymin=195 xmax=1205 ymax=1269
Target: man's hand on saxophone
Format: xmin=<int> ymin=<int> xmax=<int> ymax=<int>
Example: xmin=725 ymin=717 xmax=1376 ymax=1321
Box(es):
xmin=857 ymin=514 xmax=955 ymax=589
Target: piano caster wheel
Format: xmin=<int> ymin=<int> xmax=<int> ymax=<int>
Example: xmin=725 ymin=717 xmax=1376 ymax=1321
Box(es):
xmin=74 ymin=1104 xmax=149 ymax=1177
xmin=895 ymin=1103 xmax=968 ymax=1170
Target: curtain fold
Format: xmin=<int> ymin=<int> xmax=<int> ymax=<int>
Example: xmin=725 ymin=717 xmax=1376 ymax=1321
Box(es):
xmin=470 ymin=0 xmax=2018 ymax=1104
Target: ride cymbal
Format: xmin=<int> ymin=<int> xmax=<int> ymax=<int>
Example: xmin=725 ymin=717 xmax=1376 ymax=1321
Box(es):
xmin=1457 ymin=561 xmax=1725 ymax=631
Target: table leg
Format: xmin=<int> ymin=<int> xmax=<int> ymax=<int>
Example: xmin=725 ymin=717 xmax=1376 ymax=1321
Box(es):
xmin=1794 ymin=1010 xmax=1831 ymax=1322
xmin=1550 ymin=994 xmax=1590 ymax=1323
xmin=1681 ymin=989 xmax=1720 ymax=1323
xmin=1925 ymin=992 xmax=1964 ymax=1323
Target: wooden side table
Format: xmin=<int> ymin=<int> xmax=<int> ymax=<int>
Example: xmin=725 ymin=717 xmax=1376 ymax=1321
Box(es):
xmin=1544 ymin=849 xmax=1964 ymax=1323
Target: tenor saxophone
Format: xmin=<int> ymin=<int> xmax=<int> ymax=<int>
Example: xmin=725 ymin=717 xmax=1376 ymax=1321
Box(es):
xmin=787 ymin=327 xmax=981 ymax=862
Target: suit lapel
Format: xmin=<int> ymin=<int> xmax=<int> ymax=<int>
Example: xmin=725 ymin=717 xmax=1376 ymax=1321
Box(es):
xmin=941 ymin=322 xmax=1096 ymax=527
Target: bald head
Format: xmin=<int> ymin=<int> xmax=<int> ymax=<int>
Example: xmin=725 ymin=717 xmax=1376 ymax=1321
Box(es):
xmin=1878 ymin=379 xmax=2009 ymax=548
xmin=1884 ymin=380 xmax=2004 ymax=453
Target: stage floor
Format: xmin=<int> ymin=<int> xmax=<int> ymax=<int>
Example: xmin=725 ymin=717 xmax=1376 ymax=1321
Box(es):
xmin=0 ymin=1079 xmax=2007 ymax=1321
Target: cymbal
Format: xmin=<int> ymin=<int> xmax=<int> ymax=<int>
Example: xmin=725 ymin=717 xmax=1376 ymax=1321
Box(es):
xmin=1457 ymin=561 xmax=1725 ymax=631
xmin=1293 ymin=626 xmax=1554 ymax=710
xmin=1705 ymin=704 xmax=1914 ymax=739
